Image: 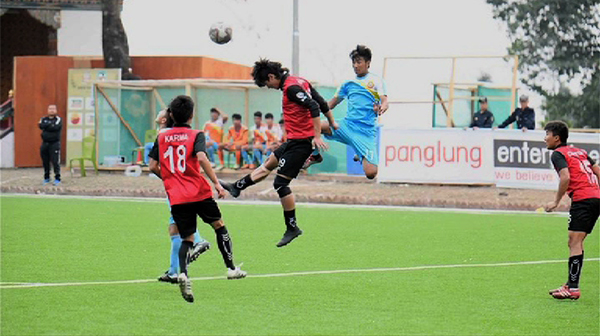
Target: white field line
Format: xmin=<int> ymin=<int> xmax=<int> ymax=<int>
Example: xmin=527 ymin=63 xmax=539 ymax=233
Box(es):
xmin=1 ymin=258 xmax=597 ymax=290
xmin=0 ymin=193 xmax=569 ymax=217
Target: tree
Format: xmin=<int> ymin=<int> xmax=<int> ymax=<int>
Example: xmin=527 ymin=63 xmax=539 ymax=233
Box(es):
xmin=487 ymin=0 xmax=600 ymax=127
xmin=102 ymin=0 xmax=134 ymax=79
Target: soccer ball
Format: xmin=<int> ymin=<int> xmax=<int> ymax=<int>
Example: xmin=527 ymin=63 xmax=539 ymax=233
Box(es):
xmin=209 ymin=22 xmax=232 ymax=45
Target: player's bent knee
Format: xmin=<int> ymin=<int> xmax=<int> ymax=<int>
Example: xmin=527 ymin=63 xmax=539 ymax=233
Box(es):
xmin=210 ymin=219 xmax=224 ymax=230
xmin=364 ymin=166 xmax=378 ymax=180
xmin=273 ymin=175 xmax=292 ymax=198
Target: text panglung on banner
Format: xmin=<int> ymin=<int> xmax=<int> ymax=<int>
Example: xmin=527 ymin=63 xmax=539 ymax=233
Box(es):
xmin=385 ymin=141 xmax=482 ymax=168
xmin=378 ymin=129 xmax=494 ymax=184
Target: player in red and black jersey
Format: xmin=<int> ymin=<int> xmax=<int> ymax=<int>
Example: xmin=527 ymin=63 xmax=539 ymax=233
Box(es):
xmin=149 ymin=95 xmax=246 ymax=303
xmin=220 ymin=59 xmax=336 ymax=247
xmin=543 ymin=121 xmax=600 ymax=300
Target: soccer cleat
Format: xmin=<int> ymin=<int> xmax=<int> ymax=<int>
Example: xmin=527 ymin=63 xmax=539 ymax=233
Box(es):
xmin=302 ymin=154 xmax=323 ymax=169
xmin=227 ymin=265 xmax=247 ymax=280
xmin=53 ymin=180 xmax=61 ymax=186
xmin=158 ymin=271 xmax=178 ymax=284
xmin=241 ymin=164 xmax=250 ymax=169
xmin=178 ymin=273 xmax=194 ymax=303
xmin=215 ymin=164 xmax=224 ymax=171
xmin=548 ymin=284 xmax=568 ymax=294
xmin=189 ymin=241 xmax=210 ymax=263
xmin=43 ymin=179 xmax=50 ymax=185
xmin=219 ymin=179 xmax=241 ymax=198
xmin=549 ymin=285 xmax=580 ymax=300
xmin=276 ymin=228 xmax=303 ymax=247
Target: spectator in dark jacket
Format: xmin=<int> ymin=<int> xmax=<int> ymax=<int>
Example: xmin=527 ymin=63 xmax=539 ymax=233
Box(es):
xmin=468 ymin=97 xmax=495 ymax=129
xmin=39 ymin=104 xmax=62 ymax=185
xmin=498 ymin=95 xmax=535 ymax=131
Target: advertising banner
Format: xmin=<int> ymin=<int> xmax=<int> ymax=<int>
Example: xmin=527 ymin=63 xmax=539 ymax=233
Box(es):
xmin=378 ymin=128 xmax=599 ymax=190
xmin=66 ymin=69 xmax=120 ymax=164
xmin=493 ymin=130 xmax=599 ymax=189
xmin=379 ymin=128 xmax=494 ymax=184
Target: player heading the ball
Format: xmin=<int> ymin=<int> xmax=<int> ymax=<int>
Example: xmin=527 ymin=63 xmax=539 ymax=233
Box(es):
xmin=220 ymin=59 xmax=336 ymax=247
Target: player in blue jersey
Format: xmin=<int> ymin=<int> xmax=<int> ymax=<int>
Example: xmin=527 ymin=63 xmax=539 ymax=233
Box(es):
xmin=154 ymin=109 xmax=211 ymax=284
xmin=304 ymin=45 xmax=388 ymax=179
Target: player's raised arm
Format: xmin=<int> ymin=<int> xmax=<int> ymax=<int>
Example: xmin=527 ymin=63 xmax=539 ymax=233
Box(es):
xmin=194 ymin=132 xmax=226 ymax=198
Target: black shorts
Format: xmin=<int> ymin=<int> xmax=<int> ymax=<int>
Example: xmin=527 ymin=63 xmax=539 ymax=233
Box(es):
xmin=170 ymin=198 xmax=222 ymax=238
xmin=569 ymin=198 xmax=600 ymax=234
xmin=273 ymin=138 xmax=313 ymax=179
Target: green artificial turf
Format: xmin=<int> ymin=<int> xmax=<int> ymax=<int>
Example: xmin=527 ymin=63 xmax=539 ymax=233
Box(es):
xmin=1 ymin=195 xmax=598 ymax=335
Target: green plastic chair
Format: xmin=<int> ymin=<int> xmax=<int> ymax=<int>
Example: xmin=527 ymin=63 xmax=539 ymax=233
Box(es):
xmin=132 ymin=129 xmax=159 ymax=165
xmin=69 ymin=136 xmax=98 ymax=177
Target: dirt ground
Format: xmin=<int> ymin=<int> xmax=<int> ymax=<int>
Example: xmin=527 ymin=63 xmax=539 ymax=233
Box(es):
xmin=0 ymin=167 xmax=566 ymax=211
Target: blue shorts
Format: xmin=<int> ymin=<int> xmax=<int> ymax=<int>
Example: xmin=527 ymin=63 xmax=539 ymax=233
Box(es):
xmin=325 ymin=119 xmax=378 ymax=165
xmin=167 ymin=199 xmax=175 ymax=225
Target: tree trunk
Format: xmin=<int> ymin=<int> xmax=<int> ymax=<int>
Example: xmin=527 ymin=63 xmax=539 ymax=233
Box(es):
xmin=102 ymin=0 xmax=132 ymax=78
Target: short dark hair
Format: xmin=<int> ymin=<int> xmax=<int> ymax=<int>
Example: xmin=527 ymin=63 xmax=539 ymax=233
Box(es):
xmin=349 ymin=45 xmax=372 ymax=62
xmin=544 ymin=120 xmax=569 ymax=143
xmin=251 ymin=58 xmax=289 ymax=87
xmin=265 ymin=113 xmax=274 ymax=119
xmin=169 ymin=95 xmax=194 ymax=124
xmin=254 ymin=111 xmax=262 ymax=118
xmin=210 ymin=107 xmax=219 ymax=114
xmin=232 ymin=113 xmax=242 ymax=121
xmin=278 ymin=119 xmax=284 ymax=125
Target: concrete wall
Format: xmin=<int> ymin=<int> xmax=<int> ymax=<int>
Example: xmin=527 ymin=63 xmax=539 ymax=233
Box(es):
xmin=58 ymin=10 xmax=103 ymax=56
xmin=1 ymin=132 xmax=15 ymax=168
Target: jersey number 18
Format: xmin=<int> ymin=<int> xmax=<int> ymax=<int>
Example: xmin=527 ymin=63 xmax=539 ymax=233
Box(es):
xmin=164 ymin=145 xmax=187 ymax=174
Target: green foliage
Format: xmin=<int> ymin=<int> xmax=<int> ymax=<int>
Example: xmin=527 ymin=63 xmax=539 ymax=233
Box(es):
xmin=1 ymin=196 xmax=599 ymax=335
xmin=488 ymin=0 xmax=600 ymax=127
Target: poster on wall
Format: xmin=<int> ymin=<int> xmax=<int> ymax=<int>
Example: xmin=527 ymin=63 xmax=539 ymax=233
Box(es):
xmin=66 ymin=68 xmax=120 ymax=164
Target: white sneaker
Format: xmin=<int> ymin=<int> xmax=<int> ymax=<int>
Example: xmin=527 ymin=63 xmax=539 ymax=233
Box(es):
xmin=177 ymin=273 xmax=194 ymax=303
xmin=227 ymin=265 xmax=247 ymax=280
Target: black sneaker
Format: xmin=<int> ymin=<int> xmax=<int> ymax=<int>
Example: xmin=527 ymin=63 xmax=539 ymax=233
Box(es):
xmin=178 ymin=273 xmax=194 ymax=303
xmin=219 ymin=179 xmax=241 ymax=198
xmin=276 ymin=228 xmax=303 ymax=247
xmin=302 ymin=154 xmax=323 ymax=169
xmin=189 ymin=241 xmax=210 ymax=263
xmin=158 ymin=271 xmax=178 ymax=284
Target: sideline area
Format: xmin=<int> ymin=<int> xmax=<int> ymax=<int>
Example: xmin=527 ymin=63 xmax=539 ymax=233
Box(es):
xmin=1 ymin=167 xmax=560 ymax=211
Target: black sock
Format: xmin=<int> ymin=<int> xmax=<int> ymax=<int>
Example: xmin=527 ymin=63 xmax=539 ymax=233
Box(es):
xmin=567 ymin=253 xmax=584 ymax=289
xmin=215 ymin=226 xmax=235 ymax=270
xmin=284 ymin=209 xmax=297 ymax=230
xmin=179 ymin=240 xmax=194 ymax=276
xmin=234 ymin=174 xmax=255 ymax=191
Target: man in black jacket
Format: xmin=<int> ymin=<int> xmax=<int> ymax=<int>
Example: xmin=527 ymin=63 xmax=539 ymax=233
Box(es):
xmin=468 ymin=97 xmax=495 ymax=129
xmin=39 ymin=104 xmax=62 ymax=185
xmin=498 ymin=95 xmax=535 ymax=130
